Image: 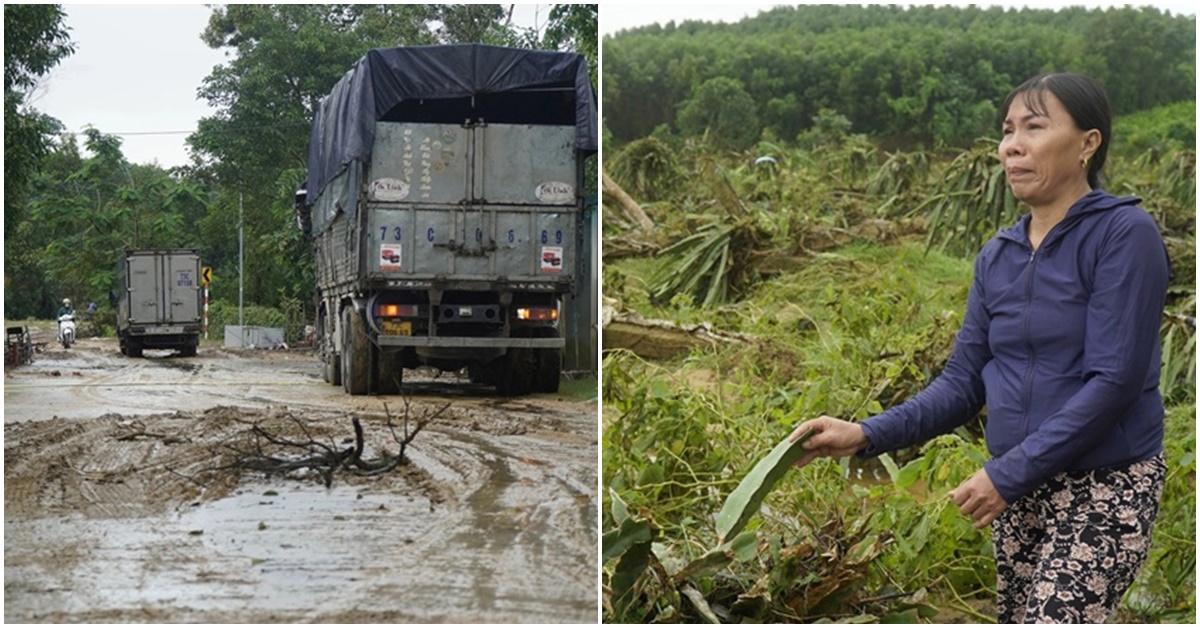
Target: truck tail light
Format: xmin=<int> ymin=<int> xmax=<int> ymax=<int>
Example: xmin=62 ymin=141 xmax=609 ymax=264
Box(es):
xmin=377 ymin=303 xmax=420 ymax=318
xmin=516 ymin=307 xmax=557 ymax=321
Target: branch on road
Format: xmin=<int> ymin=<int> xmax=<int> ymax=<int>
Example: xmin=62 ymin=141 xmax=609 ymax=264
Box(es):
xmin=169 ymin=400 xmax=446 ymax=489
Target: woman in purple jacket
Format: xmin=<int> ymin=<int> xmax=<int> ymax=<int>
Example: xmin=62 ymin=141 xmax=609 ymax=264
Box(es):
xmin=789 ymin=73 xmax=1170 ymax=623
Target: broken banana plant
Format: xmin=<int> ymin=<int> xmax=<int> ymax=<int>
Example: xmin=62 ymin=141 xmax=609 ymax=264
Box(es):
xmin=715 ymin=429 xmax=814 ymax=545
xmin=603 ymin=430 xmax=815 ymax=622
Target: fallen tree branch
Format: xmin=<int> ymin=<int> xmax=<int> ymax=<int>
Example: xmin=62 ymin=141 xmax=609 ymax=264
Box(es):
xmin=350 ymin=399 xmax=449 ymax=476
xmin=169 ymin=401 xmax=442 ymax=489
xmin=602 ymin=298 xmax=755 ymax=361
xmin=603 ymin=171 xmax=655 ymax=232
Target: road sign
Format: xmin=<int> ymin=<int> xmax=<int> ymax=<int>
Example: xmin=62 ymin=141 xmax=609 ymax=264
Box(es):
xmin=202 ymin=266 xmax=213 ymax=286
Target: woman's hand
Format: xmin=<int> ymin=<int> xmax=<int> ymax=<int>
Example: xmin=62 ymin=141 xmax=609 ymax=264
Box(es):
xmin=788 ymin=416 xmax=868 ymax=468
xmin=949 ymin=468 xmax=1008 ymax=529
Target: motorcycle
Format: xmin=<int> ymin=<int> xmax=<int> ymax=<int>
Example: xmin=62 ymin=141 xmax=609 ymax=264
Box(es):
xmin=58 ymin=313 xmax=76 ymax=349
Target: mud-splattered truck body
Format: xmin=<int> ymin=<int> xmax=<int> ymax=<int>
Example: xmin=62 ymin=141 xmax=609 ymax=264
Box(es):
xmin=301 ymin=44 xmax=598 ymax=395
xmin=116 ymin=248 xmax=203 ymax=357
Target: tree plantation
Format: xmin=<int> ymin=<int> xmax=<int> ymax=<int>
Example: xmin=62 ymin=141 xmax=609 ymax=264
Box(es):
xmin=603 ymin=5 xmax=1194 ymax=150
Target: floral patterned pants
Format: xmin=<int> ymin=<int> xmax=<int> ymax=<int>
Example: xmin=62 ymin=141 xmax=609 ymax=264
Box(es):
xmin=991 ymin=454 xmax=1166 ymax=623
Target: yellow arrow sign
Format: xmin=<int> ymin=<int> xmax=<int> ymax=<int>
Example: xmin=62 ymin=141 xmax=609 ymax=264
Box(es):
xmin=201 ymin=266 xmax=213 ymax=286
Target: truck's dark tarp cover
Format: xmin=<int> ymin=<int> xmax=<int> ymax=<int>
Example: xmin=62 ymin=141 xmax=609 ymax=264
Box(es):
xmin=307 ymin=44 xmax=597 ymax=205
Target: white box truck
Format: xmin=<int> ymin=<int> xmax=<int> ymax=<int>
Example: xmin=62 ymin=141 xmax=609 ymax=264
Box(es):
xmin=116 ymin=249 xmax=203 ymax=357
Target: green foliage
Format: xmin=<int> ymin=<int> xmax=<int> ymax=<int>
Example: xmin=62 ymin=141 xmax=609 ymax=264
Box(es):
xmin=1112 ymin=101 xmax=1196 ymax=158
xmin=648 ymin=221 xmax=737 ymax=307
xmin=1124 ymin=403 xmax=1196 ymax=621
xmin=4 ymin=3 xmax=75 ymax=232
xmin=4 ymin=4 xmax=75 ymax=91
xmin=603 ymin=128 xmax=1194 ymax=621
xmin=607 ymin=135 xmax=683 ymax=202
xmin=206 ymin=299 xmax=287 ymax=340
xmin=796 ymin=108 xmax=854 ymax=149
xmin=6 ymin=130 xmax=211 ymax=319
xmin=604 ymin=5 xmax=1194 ymax=148
xmin=1159 ymin=293 xmax=1196 ymax=407
xmin=677 ymin=76 xmax=761 ymax=151
xmin=715 ymin=431 xmax=812 ymax=544
xmin=860 ymin=436 xmax=994 ymax=596
xmin=916 ymin=139 xmax=1017 ymax=258
xmin=543 ymin=4 xmax=598 ymax=87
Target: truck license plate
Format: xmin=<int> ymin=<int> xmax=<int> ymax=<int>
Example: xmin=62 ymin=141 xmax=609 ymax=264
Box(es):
xmin=382 ymin=321 xmax=412 ymax=336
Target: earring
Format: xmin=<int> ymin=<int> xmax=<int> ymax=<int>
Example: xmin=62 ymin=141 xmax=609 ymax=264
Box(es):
xmin=1081 ymin=157 xmax=1089 ymax=170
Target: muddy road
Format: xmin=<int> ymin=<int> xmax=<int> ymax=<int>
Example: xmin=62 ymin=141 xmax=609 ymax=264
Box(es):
xmin=4 ymin=336 xmax=598 ymax=622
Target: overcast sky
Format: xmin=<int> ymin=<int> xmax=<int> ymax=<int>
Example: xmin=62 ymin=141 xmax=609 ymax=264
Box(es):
xmin=32 ymin=4 xmax=560 ymax=169
xmin=31 ymin=3 xmax=1195 ymax=169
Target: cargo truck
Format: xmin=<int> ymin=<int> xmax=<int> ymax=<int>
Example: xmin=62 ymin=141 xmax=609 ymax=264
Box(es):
xmin=300 ymin=44 xmax=597 ymax=395
xmin=116 ymin=249 xmax=203 ymax=357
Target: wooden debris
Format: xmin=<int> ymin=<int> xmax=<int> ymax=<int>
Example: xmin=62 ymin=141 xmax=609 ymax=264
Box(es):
xmin=602 ymin=171 xmax=655 ymax=232
xmin=602 ymin=298 xmax=754 ymax=361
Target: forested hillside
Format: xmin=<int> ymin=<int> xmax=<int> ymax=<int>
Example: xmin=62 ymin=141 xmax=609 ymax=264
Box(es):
xmin=603 ymin=5 xmax=1194 ymax=149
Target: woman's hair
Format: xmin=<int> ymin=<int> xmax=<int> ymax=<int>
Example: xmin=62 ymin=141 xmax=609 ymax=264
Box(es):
xmin=999 ymin=73 xmax=1113 ymax=189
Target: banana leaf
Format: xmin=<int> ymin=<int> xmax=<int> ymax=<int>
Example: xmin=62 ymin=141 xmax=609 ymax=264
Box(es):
xmin=715 ymin=429 xmax=814 ymax=545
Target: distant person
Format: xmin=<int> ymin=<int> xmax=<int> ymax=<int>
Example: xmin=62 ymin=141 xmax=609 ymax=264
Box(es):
xmin=56 ymin=298 xmax=76 ymax=343
xmin=789 ymin=73 xmax=1169 ymax=623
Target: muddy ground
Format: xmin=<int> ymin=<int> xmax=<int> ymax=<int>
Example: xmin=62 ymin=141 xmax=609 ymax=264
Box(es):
xmin=4 ymin=334 xmax=598 ymax=622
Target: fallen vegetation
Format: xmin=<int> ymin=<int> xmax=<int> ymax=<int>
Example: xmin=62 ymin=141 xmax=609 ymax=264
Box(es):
xmin=183 ymin=401 xmax=448 ymax=489
xmin=601 ymin=127 xmax=1195 ymax=622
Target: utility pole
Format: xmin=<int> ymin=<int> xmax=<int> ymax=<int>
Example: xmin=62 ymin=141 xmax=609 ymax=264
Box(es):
xmin=238 ymin=190 xmax=244 ymax=327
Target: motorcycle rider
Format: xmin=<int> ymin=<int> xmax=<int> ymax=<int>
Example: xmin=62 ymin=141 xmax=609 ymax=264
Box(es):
xmin=56 ymin=298 xmax=75 ymax=342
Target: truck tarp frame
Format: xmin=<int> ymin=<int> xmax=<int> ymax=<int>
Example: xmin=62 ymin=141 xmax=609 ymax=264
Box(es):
xmin=307 ymin=43 xmax=598 ymax=206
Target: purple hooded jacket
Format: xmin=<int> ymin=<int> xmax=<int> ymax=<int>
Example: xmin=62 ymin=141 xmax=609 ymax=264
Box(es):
xmin=859 ymin=190 xmax=1170 ymax=502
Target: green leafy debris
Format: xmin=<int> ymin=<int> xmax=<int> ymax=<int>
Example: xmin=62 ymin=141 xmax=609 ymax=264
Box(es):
xmin=715 ymin=429 xmax=814 ymax=545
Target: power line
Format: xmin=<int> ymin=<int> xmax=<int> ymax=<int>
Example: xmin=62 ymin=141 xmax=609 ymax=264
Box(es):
xmin=98 ymin=129 xmax=196 ymax=137
xmin=61 ymin=120 xmax=312 ymax=138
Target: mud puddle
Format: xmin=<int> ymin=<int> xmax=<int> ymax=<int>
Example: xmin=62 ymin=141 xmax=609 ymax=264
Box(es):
xmin=4 ymin=339 xmax=598 ymax=622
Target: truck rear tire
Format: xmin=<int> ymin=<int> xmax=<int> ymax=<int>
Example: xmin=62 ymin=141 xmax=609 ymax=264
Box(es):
xmin=375 ymin=349 xmax=403 ymax=394
xmin=467 ymin=364 xmax=492 ymax=385
xmin=325 ymin=355 xmax=341 ymax=386
xmin=341 ymin=307 xmax=370 ymax=395
xmin=534 ymin=349 xmax=562 ymax=393
xmin=127 ymin=338 xmax=144 ymax=358
xmin=497 ymin=348 xmax=534 ymax=396
xmin=531 ymin=327 xmax=562 ymax=393
xmin=179 ymin=344 xmax=197 ymax=358
xmin=319 ymin=309 xmax=341 ymax=385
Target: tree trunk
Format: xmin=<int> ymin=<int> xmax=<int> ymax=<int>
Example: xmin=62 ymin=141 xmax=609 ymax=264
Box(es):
xmin=602 ymin=298 xmax=753 ymax=361
xmin=602 ymin=171 xmax=655 ymax=232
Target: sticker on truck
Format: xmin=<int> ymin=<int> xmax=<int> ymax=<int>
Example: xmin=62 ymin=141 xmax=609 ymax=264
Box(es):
xmin=541 ymin=246 xmax=563 ymax=273
xmin=370 ymin=178 xmax=410 ymax=202
xmin=535 ymin=182 xmax=574 ymax=204
xmin=380 ymin=244 xmax=402 ymax=271
xmin=176 ymin=270 xmax=195 ymax=287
